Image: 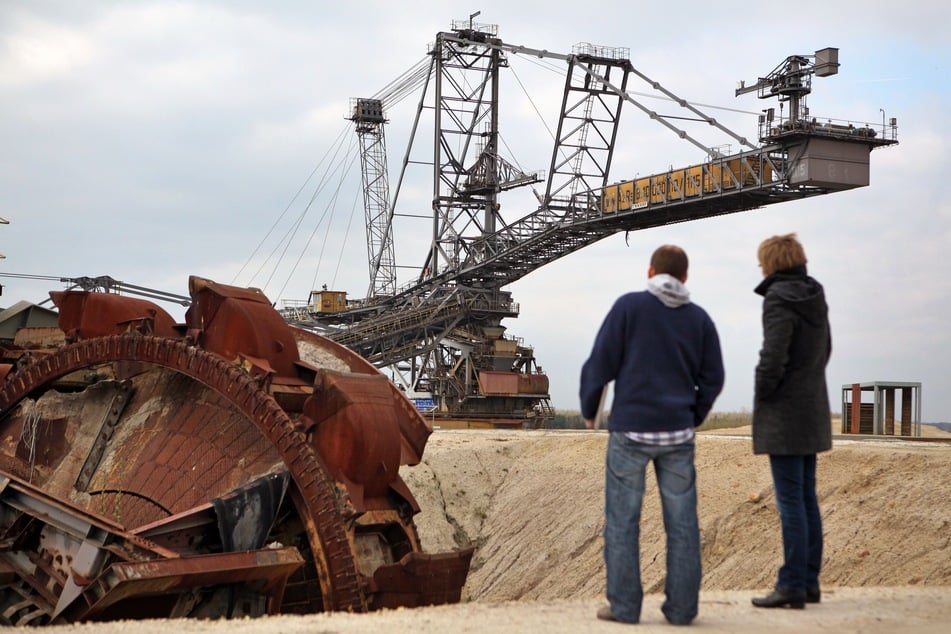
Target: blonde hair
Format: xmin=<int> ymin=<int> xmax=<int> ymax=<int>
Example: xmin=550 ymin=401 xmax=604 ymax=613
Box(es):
xmin=757 ymin=233 xmax=807 ymax=276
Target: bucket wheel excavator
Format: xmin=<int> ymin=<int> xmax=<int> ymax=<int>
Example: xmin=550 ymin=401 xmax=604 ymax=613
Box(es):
xmin=283 ymin=20 xmax=897 ymax=428
xmin=0 ymin=276 xmax=472 ymax=625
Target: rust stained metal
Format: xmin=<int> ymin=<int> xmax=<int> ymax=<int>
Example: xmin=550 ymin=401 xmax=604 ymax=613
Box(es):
xmin=71 ymin=547 xmax=304 ymax=621
xmin=0 ymin=276 xmax=472 ymax=625
xmin=51 ymin=290 xmax=179 ymax=341
xmin=305 ymin=370 xmax=403 ymax=510
xmin=74 ymin=379 xmax=133 ymax=492
xmin=369 ymin=548 xmax=475 ymax=609
xmin=185 ymin=276 xmax=305 ymax=379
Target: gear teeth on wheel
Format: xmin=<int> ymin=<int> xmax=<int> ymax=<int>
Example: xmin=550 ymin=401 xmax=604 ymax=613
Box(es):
xmin=0 ymin=334 xmax=365 ymax=613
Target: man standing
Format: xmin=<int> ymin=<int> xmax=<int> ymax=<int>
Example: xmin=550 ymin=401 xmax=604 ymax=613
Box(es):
xmin=580 ymin=244 xmax=724 ymax=626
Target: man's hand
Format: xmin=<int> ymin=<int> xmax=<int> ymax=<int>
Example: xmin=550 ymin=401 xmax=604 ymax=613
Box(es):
xmin=584 ymin=418 xmax=595 ymax=430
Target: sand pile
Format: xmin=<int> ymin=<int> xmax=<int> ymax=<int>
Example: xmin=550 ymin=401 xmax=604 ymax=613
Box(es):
xmin=403 ymin=428 xmax=951 ymax=600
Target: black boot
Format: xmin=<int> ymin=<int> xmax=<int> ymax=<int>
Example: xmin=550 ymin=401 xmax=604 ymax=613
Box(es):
xmin=752 ymin=589 xmax=806 ymax=609
xmin=806 ymin=587 xmax=821 ymax=604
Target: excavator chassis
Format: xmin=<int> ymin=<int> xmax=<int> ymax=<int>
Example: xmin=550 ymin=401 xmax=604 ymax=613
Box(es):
xmin=0 ymin=277 xmax=472 ymax=625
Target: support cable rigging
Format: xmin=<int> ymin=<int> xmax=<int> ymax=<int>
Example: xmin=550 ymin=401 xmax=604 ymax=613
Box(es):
xmin=495 ymin=41 xmax=761 ymax=153
xmin=236 ymin=124 xmax=359 ymax=303
xmin=269 ymin=134 xmax=360 ymax=300
xmin=267 ymin=131 xmax=356 ymax=284
xmin=231 ymin=122 xmax=353 ymax=286
xmin=373 ymin=57 xmax=432 ymax=109
xmin=276 ymin=147 xmax=360 ymax=301
xmin=327 ymin=183 xmax=363 ymax=292
xmin=240 ymin=56 xmax=432 ymax=303
xmin=0 ymin=273 xmax=191 ymax=307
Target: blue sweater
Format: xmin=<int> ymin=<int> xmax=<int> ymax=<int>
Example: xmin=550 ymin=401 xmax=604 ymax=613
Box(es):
xmin=579 ymin=291 xmax=725 ymax=432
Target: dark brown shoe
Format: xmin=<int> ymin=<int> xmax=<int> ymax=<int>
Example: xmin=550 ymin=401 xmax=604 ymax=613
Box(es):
xmin=752 ymin=589 xmax=806 ymax=609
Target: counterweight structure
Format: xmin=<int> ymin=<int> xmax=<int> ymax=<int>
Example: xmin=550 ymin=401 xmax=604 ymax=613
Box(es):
xmin=284 ymin=22 xmax=897 ymax=428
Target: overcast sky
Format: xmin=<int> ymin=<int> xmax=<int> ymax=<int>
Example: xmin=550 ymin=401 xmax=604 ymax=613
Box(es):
xmin=2 ymin=1 xmax=949 ymax=421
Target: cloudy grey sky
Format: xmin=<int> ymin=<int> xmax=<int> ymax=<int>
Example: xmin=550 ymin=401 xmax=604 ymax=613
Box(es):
xmin=2 ymin=1 xmax=949 ymax=421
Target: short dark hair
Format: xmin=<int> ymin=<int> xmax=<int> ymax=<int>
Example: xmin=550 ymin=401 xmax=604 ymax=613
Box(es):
xmin=650 ymin=245 xmax=688 ymax=279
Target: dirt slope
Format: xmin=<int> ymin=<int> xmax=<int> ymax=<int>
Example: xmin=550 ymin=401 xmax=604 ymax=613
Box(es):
xmin=401 ymin=428 xmax=951 ymax=600
xmin=45 ymin=427 xmax=951 ymax=633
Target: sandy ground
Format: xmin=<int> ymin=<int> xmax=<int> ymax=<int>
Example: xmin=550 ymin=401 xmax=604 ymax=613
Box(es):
xmin=40 ymin=587 xmax=951 ymax=633
xmin=47 ymin=425 xmax=951 ymax=633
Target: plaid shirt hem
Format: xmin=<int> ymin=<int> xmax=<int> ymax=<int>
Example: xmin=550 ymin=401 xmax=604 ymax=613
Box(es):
xmin=624 ymin=426 xmax=695 ymax=446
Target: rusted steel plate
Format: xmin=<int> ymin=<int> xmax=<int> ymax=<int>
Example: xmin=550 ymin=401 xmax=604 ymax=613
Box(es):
xmin=50 ymin=291 xmax=178 ymax=341
xmin=0 ymin=276 xmax=471 ymax=623
xmin=185 ymin=277 xmax=303 ymax=378
xmin=293 ymin=328 xmax=431 ymax=465
xmin=73 ymin=547 xmax=304 ymax=620
xmin=305 ymin=370 xmax=402 ymax=508
xmin=369 ymin=548 xmax=475 ymax=609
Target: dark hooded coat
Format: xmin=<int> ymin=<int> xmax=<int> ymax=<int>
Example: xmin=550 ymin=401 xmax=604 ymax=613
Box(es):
xmin=752 ymin=265 xmax=833 ymax=455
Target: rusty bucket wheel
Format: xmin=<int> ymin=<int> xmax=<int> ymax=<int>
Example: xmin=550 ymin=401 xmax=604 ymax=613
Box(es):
xmin=0 ymin=333 xmax=365 ymax=613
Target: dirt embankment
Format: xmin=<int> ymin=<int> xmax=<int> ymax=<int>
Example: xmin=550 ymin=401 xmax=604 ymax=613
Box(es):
xmin=46 ymin=427 xmax=951 ymax=634
xmin=404 ymin=428 xmax=951 ymax=600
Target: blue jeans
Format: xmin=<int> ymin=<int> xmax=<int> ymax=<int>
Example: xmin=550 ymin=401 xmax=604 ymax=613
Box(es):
xmin=604 ymin=433 xmax=701 ymax=625
xmin=769 ymin=454 xmax=823 ymax=593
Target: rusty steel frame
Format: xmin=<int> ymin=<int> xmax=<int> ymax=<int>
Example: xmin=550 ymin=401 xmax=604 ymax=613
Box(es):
xmin=0 ymin=335 xmax=363 ymax=614
xmin=0 ymin=276 xmax=472 ymax=624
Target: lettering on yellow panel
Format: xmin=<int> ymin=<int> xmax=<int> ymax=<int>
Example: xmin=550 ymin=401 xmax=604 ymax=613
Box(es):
xmin=619 ymin=181 xmax=634 ymax=210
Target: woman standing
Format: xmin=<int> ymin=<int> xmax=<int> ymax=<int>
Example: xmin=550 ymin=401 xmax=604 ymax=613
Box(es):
xmin=751 ymin=233 xmax=832 ymax=609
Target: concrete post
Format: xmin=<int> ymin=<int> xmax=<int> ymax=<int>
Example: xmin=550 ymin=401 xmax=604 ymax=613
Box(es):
xmin=851 ymin=383 xmax=861 ymax=434
xmin=885 ymin=387 xmax=895 ymax=435
xmin=901 ymin=387 xmax=912 ymax=436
